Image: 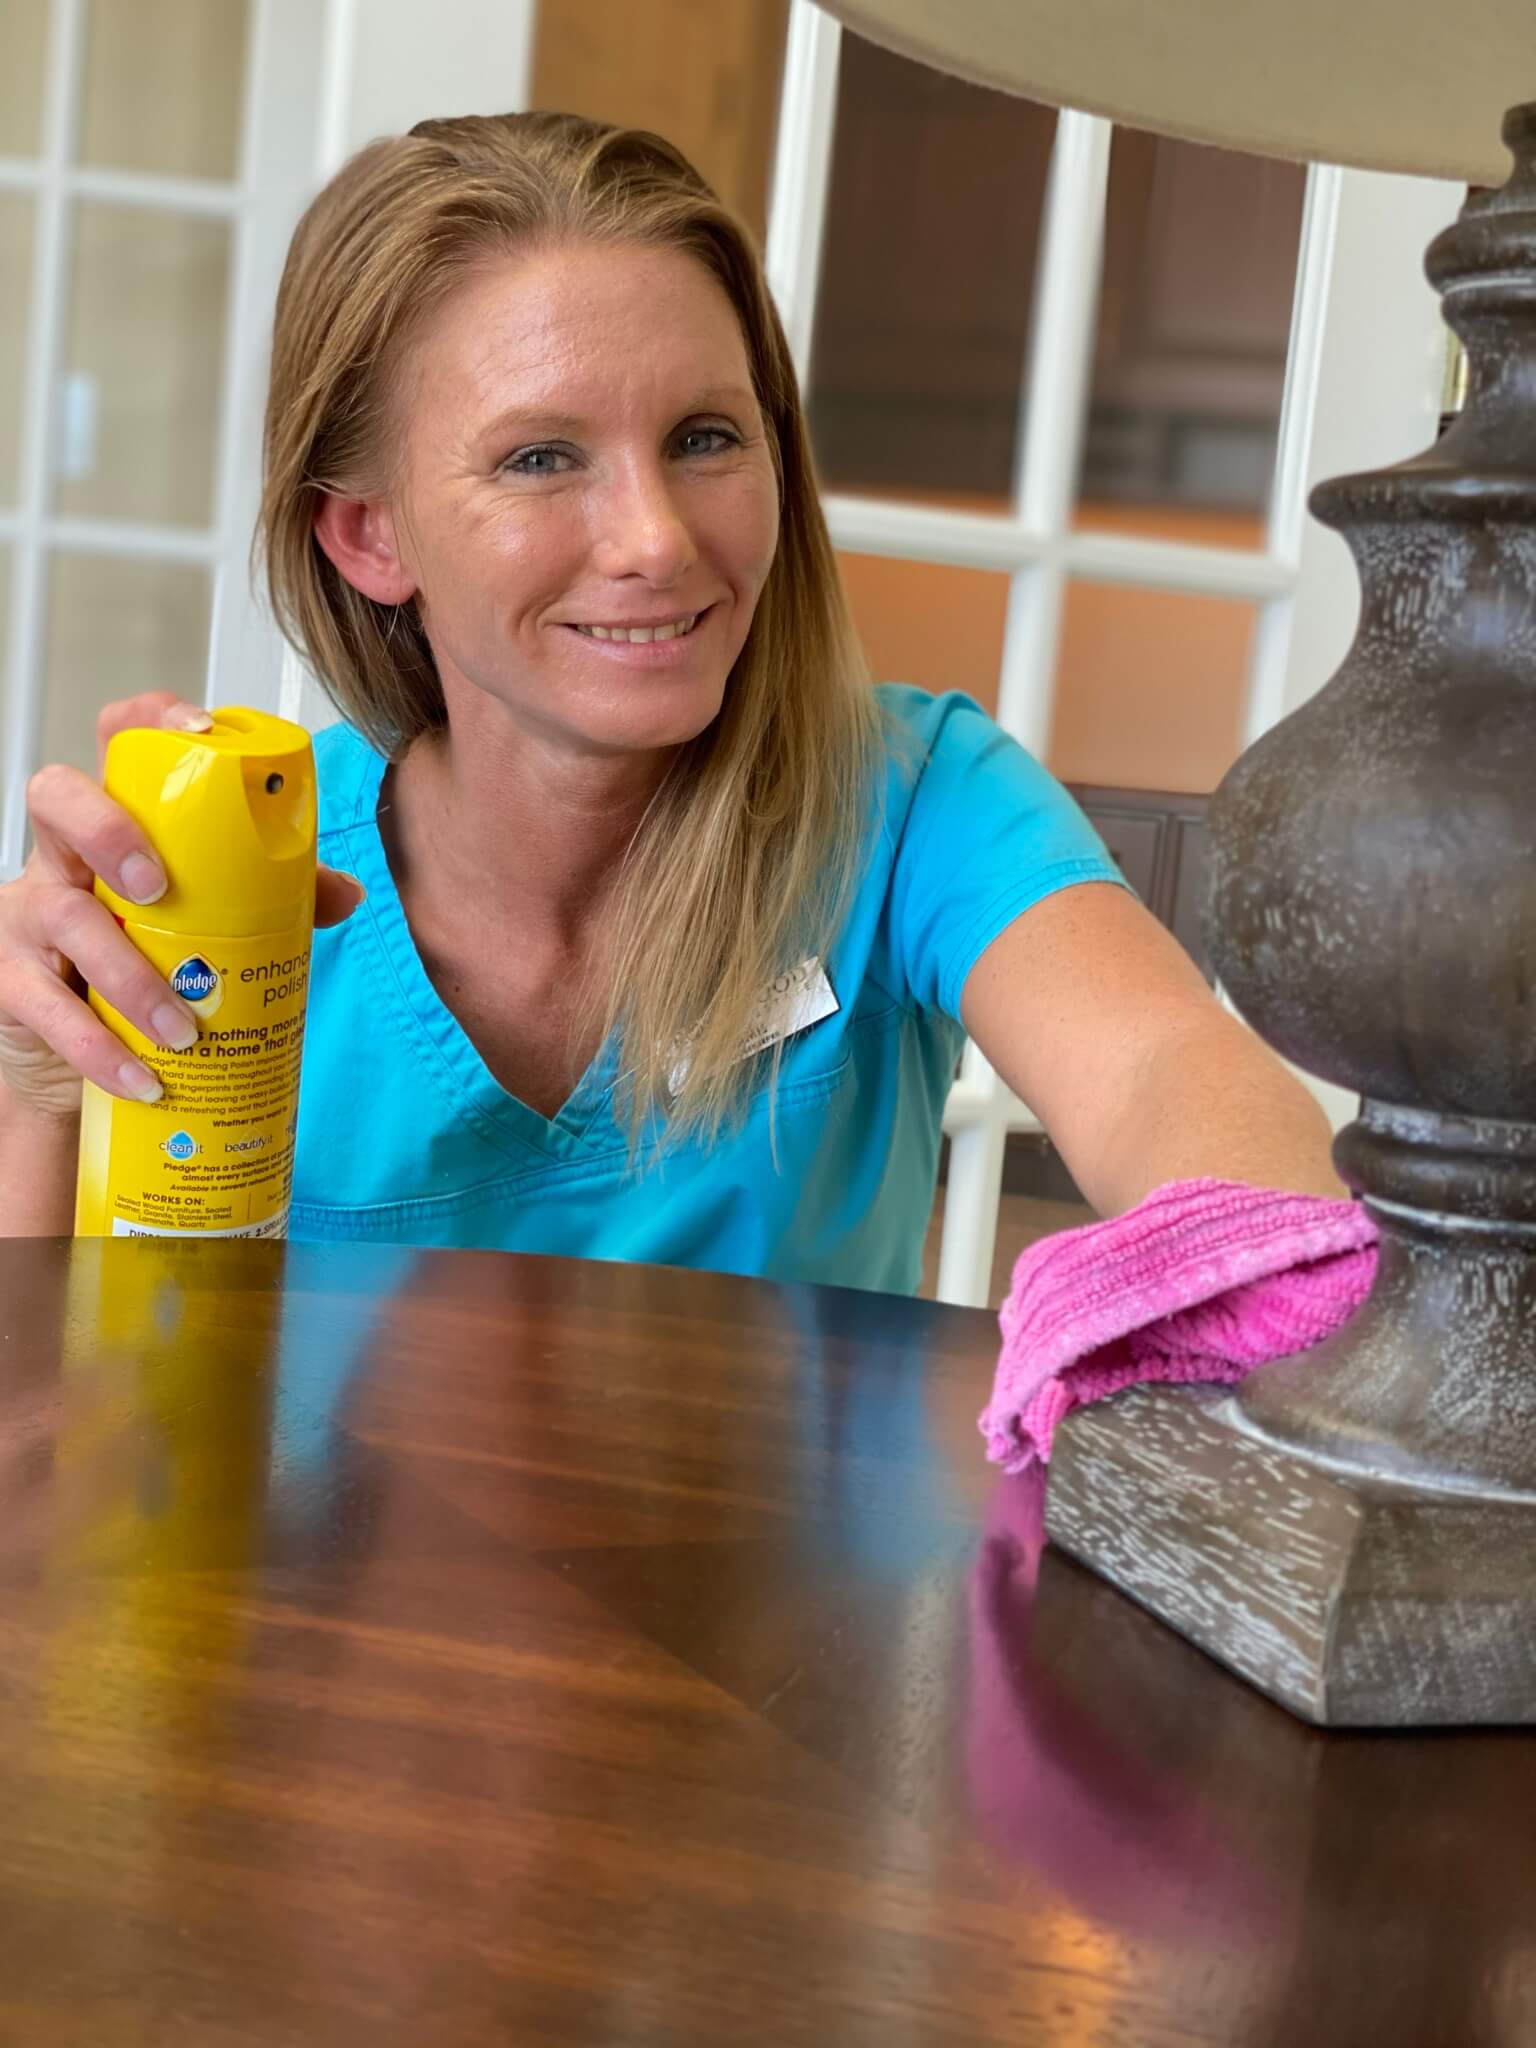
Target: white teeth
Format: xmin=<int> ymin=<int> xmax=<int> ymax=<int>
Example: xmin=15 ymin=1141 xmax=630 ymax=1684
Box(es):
xmin=575 ymin=613 xmax=699 ymax=643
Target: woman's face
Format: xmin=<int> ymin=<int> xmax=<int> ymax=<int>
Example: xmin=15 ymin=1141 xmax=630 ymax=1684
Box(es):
xmin=376 ymin=238 xmax=781 ymax=759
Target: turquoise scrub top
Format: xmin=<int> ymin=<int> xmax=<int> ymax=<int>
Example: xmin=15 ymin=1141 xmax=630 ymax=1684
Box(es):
xmin=288 ymin=685 xmax=1123 ymax=1292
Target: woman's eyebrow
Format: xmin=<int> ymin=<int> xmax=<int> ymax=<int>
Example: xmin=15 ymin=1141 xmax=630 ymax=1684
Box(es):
xmin=479 ymin=387 xmax=757 ymax=443
xmin=679 ymin=386 xmax=757 ymax=414
xmin=480 ymin=406 xmax=587 ymax=440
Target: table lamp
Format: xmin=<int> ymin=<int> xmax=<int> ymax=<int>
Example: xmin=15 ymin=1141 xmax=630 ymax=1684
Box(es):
xmin=826 ymin=0 xmax=1536 ymax=1725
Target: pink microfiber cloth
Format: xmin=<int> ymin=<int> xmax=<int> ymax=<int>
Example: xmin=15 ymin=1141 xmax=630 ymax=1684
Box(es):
xmin=981 ymin=1177 xmax=1379 ymax=1473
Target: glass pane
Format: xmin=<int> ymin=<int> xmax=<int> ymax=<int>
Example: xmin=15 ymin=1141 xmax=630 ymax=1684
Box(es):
xmin=1075 ymin=129 xmax=1305 ymax=547
xmin=839 ymin=551 xmax=1008 ymax=711
xmin=808 ymin=35 xmax=1055 ymax=507
xmin=1047 ymin=582 xmax=1257 ymax=794
xmin=529 ymin=0 xmax=788 ymax=244
xmin=0 ymin=0 xmax=50 ymax=156
xmin=0 ymin=194 xmax=35 ymax=508
xmin=56 ymin=203 xmax=230 ymax=529
xmin=42 ymin=554 xmax=209 ymax=774
xmin=77 ymin=0 xmax=249 ymax=182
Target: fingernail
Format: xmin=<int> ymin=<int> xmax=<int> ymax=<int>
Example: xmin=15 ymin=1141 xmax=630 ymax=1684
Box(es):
xmin=163 ymin=706 xmax=213 ymax=732
xmin=119 ymin=1060 xmax=163 ymax=1103
xmin=342 ymin=872 xmax=368 ymax=902
xmin=119 ymin=853 xmax=167 ymax=904
xmin=152 ymin=1002 xmax=199 ymax=1051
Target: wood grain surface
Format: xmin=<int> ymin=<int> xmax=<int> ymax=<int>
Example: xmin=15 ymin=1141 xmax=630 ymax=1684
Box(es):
xmin=2 ymin=1235 xmax=1533 ymax=2046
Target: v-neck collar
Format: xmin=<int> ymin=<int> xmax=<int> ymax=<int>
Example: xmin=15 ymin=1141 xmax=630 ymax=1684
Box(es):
xmin=342 ymin=737 xmax=621 ymax=1166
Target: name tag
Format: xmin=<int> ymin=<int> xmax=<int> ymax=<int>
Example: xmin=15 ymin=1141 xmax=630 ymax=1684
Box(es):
xmin=670 ymin=957 xmax=840 ymax=1092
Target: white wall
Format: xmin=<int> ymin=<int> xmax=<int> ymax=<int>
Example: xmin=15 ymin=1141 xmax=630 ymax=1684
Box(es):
xmin=326 ymin=0 xmax=536 ymax=165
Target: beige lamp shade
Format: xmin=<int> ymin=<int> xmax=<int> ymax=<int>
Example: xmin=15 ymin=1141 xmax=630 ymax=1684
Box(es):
xmin=824 ymin=0 xmax=1531 ymax=183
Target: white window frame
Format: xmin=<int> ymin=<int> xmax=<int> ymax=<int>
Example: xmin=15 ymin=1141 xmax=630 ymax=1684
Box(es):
xmin=0 ymin=0 xmax=540 ymax=853
xmin=0 ymin=0 xmax=329 ymax=875
xmin=765 ymin=0 xmax=1462 ymax=1304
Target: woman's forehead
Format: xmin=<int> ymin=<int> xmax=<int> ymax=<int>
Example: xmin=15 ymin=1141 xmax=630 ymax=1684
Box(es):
xmin=415 ymin=240 xmax=755 ymax=426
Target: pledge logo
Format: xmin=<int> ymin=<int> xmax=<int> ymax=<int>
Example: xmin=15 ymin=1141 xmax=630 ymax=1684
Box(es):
xmin=170 ymin=954 xmax=222 ymax=1018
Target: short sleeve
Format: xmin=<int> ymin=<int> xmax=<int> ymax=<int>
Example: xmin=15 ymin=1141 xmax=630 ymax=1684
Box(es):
xmin=878 ymin=687 xmax=1128 ymax=1019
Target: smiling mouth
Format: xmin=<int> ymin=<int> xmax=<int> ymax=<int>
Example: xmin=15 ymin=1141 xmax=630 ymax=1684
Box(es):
xmin=569 ymin=609 xmax=706 ymax=644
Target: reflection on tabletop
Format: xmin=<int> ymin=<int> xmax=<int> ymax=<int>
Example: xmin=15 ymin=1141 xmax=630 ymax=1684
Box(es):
xmin=2 ymin=1237 xmax=1535 ymax=2045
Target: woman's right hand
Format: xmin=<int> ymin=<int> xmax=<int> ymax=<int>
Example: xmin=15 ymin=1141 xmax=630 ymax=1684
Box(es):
xmin=0 ymin=692 xmax=365 ymax=1123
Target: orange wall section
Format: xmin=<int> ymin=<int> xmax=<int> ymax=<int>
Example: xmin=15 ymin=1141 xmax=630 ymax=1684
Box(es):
xmin=839 ymin=504 xmax=1266 ymax=794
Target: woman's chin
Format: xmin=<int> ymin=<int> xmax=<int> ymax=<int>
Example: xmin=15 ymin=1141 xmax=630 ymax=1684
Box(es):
xmin=449 ymin=664 xmax=728 ymax=759
xmin=571 ymin=675 xmax=729 ymax=755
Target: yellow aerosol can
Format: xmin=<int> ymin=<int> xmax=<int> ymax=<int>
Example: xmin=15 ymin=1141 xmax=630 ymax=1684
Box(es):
xmin=75 ymin=707 xmax=317 ymax=1240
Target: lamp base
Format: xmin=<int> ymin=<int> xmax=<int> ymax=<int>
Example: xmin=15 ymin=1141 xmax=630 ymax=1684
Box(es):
xmin=1040 ymin=112 xmax=1536 ymax=1731
xmin=1044 ymin=1379 xmax=1536 ymax=1727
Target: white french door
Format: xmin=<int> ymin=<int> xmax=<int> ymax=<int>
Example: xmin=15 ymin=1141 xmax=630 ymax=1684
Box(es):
xmin=0 ymin=0 xmax=329 ymax=872
xmin=0 ymin=0 xmax=537 ymax=843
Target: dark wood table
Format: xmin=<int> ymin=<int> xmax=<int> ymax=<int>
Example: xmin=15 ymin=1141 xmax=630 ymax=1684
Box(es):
xmin=2 ymin=1237 xmax=1532 ymax=2045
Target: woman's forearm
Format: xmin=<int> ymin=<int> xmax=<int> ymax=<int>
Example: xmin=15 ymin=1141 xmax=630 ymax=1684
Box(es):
xmin=965 ymin=886 xmax=1350 ymax=1225
xmin=0 ymin=1083 xmax=78 ymax=1235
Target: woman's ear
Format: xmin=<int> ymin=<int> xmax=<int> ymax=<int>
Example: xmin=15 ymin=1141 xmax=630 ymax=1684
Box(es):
xmin=313 ymin=494 xmax=418 ymax=606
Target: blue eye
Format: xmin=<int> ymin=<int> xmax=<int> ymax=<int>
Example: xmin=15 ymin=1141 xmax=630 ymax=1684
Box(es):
xmin=676 ymin=426 xmax=738 ymax=458
xmin=503 ymin=444 xmax=575 ymax=476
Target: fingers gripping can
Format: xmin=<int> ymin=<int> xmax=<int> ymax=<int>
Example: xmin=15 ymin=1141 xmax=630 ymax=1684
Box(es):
xmin=75 ymin=709 xmax=317 ymax=1240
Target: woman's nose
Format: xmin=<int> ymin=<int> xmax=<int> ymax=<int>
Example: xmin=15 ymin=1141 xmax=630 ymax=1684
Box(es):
xmin=591 ymin=465 xmax=698 ymax=586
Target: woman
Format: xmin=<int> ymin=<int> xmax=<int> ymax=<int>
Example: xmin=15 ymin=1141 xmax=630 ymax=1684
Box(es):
xmin=0 ymin=113 xmax=1340 ymax=1286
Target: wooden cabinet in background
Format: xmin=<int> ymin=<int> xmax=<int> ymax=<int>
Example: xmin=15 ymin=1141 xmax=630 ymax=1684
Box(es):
xmin=529 ymin=0 xmax=788 ymax=240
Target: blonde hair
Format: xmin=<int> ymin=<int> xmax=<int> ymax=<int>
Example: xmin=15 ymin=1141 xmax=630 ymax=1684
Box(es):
xmin=260 ymin=111 xmax=879 ymax=1143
